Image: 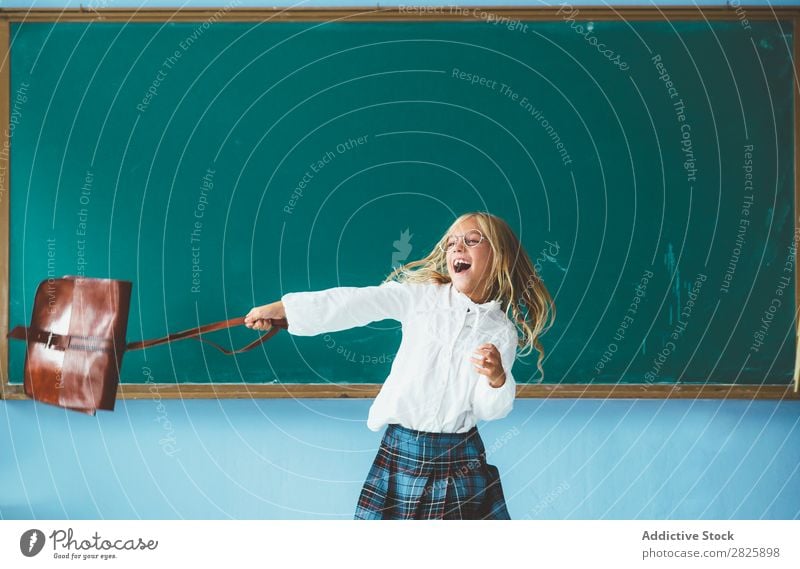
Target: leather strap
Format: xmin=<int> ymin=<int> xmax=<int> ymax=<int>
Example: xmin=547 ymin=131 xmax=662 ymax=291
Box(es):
xmin=125 ymin=316 xmax=289 ymax=354
xmin=8 ymin=317 xmax=289 ymax=356
xmin=8 ymin=326 xmax=121 ymax=352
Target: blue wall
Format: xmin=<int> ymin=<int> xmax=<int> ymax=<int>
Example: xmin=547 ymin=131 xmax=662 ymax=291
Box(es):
xmin=1 ymin=397 xmax=798 ymax=519
xmin=2 ymin=0 xmax=799 ymax=520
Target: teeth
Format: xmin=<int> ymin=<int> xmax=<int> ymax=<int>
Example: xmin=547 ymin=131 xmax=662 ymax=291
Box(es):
xmin=454 ymin=259 xmax=471 ymax=273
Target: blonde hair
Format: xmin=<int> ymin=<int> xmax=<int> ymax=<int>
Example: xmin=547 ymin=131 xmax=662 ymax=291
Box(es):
xmin=383 ymin=212 xmax=556 ymax=378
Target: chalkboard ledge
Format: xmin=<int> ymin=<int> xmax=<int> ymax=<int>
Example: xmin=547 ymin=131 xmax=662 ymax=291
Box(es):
xmin=1 ymin=383 xmax=797 ymax=401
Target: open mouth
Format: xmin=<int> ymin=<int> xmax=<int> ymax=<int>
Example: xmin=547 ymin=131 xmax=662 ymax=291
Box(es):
xmin=453 ymin=259 xmax=472 ymax=274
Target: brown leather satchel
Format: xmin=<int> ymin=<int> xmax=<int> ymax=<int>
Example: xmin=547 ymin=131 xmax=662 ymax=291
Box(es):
xmin=7 ymin=275 xmax=287 ymax=415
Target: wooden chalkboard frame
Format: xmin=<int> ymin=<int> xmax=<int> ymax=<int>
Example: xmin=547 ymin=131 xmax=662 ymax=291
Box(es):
xmin=1 ymin=5 xmax=799 ymax=402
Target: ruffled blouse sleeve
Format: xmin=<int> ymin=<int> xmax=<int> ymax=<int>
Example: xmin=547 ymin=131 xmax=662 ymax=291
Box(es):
xmin=471 ymin=323 xmax=518 ymax=421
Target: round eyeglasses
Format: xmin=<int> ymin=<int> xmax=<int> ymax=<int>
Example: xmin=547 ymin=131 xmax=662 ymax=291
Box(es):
xmin=438 ymin=229 xmax=488 ymax=253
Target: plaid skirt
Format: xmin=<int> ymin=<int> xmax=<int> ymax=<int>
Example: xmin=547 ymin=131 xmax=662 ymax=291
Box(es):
xmin=354 ymin=423 xmax=511 ymax=520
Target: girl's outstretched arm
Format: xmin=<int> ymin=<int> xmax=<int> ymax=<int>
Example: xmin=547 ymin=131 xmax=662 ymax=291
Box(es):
xmin=250 ymin=281 xmax=417 ymax=337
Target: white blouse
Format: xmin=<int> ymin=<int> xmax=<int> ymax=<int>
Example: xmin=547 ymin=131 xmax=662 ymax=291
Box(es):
xmin=281 ymin=281 xmax=518 ymax=433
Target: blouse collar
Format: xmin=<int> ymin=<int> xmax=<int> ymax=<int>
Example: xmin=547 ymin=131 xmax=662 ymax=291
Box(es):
xmin=449 ymin=282 xmax=501 ymax=311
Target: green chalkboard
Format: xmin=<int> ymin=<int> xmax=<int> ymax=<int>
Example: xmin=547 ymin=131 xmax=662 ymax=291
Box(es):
xmin=7 ymin=18 xmax=796 ymax=386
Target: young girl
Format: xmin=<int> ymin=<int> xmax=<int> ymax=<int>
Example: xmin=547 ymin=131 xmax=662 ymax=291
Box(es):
xmin=244 ymin=211 xmax=555 ymax=519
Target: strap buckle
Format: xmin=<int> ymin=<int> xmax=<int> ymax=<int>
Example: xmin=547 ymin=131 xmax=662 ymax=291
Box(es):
xmin=43 ymin=330 xmax=70 ymax=350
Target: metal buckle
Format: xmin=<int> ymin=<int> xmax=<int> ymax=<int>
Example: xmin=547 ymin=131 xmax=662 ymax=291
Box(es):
xmin=45 ymin=331 xmax=55 ymax=350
